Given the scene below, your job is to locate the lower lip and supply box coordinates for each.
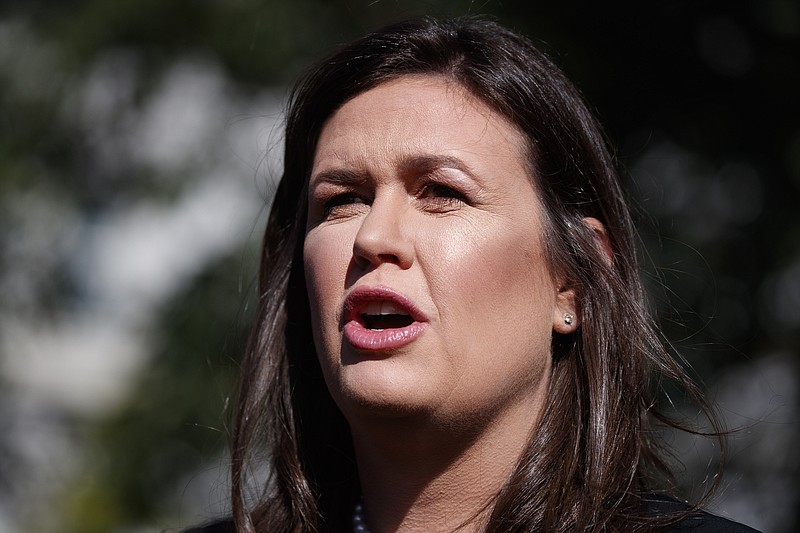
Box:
[343,320,428,351]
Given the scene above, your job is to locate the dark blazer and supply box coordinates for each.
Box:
[183,497,762,532]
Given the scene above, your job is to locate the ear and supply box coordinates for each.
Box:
[582,216,613,267]
[552,283,578,334]
[551,217,613,334]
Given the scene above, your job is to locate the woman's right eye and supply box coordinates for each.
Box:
[322,193,367,218]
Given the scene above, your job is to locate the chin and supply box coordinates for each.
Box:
[333,363,435,419]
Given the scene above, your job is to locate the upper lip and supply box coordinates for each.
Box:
[342,285,428,324]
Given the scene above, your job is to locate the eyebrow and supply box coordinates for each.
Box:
[309,167,369,188]
[309,153,482,188]
[398,154,479,181]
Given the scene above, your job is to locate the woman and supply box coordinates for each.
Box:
[192,16,759,533]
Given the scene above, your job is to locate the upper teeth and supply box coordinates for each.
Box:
[362,301,408,316]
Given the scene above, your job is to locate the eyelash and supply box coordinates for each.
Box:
[322,193,366,218]
[418,182,469,211]
[420,183,467,201]
[317,181,469,220]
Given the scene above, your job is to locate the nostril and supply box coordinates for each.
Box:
[352,254,401,273]
[377,252,401,264]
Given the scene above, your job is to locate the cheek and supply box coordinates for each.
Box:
[304,235,337,328]
[303,227,357,337]
[426,220,555,342]
[433,218,550,289]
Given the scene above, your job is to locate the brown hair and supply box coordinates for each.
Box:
[231,16,721,532]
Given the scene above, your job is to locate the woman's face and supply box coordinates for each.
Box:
[304,76,575,431]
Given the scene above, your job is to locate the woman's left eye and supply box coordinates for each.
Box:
[419,183,468,210]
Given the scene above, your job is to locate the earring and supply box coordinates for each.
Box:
[564,313,574,325]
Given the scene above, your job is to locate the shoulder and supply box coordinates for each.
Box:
[645,495,761,533]
[667,512,761,532]
[179,518,235,533]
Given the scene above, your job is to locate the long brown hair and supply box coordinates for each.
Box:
[231,16,721,532]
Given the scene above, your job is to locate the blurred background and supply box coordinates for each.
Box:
[0,0,797,531]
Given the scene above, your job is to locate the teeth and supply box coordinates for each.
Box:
[361,301,409,316]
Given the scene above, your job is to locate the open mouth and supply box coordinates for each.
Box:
[360,301,415,330]
[342,286,428,351]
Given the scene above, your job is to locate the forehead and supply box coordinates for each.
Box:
[312,75,531,175]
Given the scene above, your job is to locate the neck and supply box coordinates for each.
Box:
[350,403,538,533]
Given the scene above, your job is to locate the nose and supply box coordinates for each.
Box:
[352,193,414,271]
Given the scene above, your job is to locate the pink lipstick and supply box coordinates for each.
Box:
[342,286,428,351]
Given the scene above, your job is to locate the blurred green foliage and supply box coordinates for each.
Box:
[63,255,248,532]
